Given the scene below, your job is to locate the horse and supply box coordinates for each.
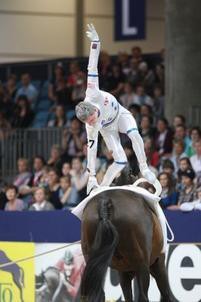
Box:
[0,250,24,302]
[36,266,72,302]
[80,169,173,302]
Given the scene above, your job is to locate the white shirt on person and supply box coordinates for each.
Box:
[190,154,201,174]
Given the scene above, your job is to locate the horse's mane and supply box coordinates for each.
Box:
[114,165,137,186]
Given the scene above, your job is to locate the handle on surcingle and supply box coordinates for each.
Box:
[133,177,162,197]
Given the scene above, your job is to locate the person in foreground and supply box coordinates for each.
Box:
[75,24,156,194]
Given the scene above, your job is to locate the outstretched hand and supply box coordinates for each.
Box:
[86,23,99,42]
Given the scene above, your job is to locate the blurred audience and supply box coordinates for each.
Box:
[1,47,201,214]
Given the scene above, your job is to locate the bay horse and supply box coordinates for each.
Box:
[80,170,173,302]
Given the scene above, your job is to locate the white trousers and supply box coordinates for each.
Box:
[100,106,147,186]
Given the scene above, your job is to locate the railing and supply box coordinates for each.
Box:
[0,128,63,180]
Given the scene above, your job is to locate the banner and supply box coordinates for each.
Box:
[114,0,146,41]
[0,242,35,302]
[35,243,84,302]
[34,243,201,302]
[0,242,201,301]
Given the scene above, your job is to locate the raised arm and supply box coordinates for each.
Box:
[86,24,101,93]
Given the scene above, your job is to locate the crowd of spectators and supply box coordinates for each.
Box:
[0,46,201,213]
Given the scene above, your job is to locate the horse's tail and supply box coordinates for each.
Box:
[81,197,119,302]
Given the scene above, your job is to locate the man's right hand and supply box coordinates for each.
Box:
[87,175,99,195]
[86,23,99,42]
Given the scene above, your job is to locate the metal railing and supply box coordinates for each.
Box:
[0,128,63,180]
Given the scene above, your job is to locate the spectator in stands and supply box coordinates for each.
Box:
[177,157,192,178]
[48,105,68,128]
[48,62,68,104]
[172,114,186,130]
[170,140,187,172]
[174,125,191,153]
[161,159,175,175]
[107,64,125,98]
[1,75,16,118]
[158,172,178,209]
[140,115,155,141]
[47,144,63,174]
[70,157,88,201]
[16,73,38,108]
[152,85,164,122]
[4,74,17,102]
[177,168,197,207]
[54,78,73,110]
[12,95,34,128]
[116,51,130,75]
[190,140,201,185]
[29,187,54,211]
[61,162,71,177]
[137,62,155,94]
[38,166,50,188]
[59,176,79,209]
[133,84,153,107]
[13,158,32,189]
[62,117,86,161]
[18,155,46,197]
[71,72,86,105]
[4,185,24,211]
[160,159,176,186]
[130,46,143,64]
[119,82,135,109]
[144,138,159,168]
[186,126,201,157]
[0,112,11,140]
[140,104,153,118]
[127,58,139,87]
[154,64,165,90]
[177,157,193,189]
[13,157,32,207]
[128,104,141,125]
[154,118,173,158]
[47,168,62,209]
[30,156,46,187]
[67,60,85,89]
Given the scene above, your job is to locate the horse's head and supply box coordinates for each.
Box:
[43,267,60,291]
